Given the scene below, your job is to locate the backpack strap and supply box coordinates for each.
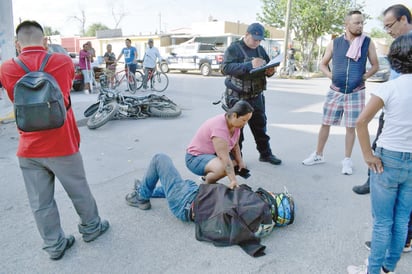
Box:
[38,53,51,72]
[66,95,71,111]
[13,57,31,73]
[14,53,51,73]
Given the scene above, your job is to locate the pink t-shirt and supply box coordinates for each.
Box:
[187,114,240,156]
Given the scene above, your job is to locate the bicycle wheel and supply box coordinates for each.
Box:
[151,72,169,92]
[127,73,138,94]
[279,67,289,77]
[134,71,144,91]
[301,67,310,79]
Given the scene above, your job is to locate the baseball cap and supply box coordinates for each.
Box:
[247,23,265,40]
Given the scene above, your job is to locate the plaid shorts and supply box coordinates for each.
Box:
[322,88,365,128]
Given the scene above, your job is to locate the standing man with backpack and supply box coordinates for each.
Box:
[0,20,109,260]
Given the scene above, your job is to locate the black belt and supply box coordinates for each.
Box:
[190,201,195,221]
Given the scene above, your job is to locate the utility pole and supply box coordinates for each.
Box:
[282,0,292,67]
[159,12,162,34]
[0,0,15,119]
[0,0,15,61]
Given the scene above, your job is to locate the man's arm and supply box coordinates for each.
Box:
[319,40,333,79]
[133,48,138,63]
[116,49,123,62]
[221,44,253,76]
[363,41,379,80]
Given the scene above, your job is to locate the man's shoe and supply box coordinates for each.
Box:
[342,157,353,175]
[50,235,75,260]
[352,179,370,195]
[259,154,282,165]
[404,241,412,253]
[302,152,325,165]
[83,220,110,243]
[126,179,151,210]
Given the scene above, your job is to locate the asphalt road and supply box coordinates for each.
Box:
[0,73,411,274]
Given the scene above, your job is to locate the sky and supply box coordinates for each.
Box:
[10,0,412,37]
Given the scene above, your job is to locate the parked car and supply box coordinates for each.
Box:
[160,43,224,76]
[367,55,391,82]
[47,44,84,91]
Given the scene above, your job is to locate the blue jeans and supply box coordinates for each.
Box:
[126,63,137,75]
[138,153,199,222]
[368,147,412,274]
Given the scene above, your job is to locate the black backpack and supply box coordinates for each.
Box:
[13,54,71,132]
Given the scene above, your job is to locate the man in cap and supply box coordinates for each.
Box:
[142,38,162,89]
[221,22,282,166]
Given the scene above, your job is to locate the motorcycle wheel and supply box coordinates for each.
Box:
[87,102,118,129]
[148,103,181,118]
[84,102,100,117]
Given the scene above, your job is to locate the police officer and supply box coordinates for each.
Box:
[221,22,281,165]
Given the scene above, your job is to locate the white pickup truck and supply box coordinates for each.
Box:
[160,43,224,76]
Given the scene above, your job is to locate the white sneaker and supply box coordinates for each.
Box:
[342,158,353,175]
[302,152,325,165]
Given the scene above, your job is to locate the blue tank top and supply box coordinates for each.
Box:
[331,35,370,93]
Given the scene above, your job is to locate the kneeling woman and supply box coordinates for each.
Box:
[185,100,253,189]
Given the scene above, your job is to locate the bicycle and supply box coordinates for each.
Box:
[279,60,310,79]
[139,62,169,92]
[106,63,143,93]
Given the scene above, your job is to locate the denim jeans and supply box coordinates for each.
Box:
[126,63,137,75]
[368,147,412,274]
[138,153,199,222]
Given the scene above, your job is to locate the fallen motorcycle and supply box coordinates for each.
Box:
[84,75,181,129]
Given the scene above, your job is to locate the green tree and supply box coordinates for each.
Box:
[43,26,60,36]
[85,23,110,37]
[257,0,365,70]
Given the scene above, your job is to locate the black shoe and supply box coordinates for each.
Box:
[83,220,110,242]
[352,179,370,195]
[50,235,75,260]
[259,155,282,165]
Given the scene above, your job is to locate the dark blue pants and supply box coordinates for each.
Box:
[239,93,272,157]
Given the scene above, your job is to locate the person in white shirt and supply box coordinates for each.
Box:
[142,38,162,89]
[347,33,412,274]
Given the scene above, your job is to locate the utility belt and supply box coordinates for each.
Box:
[225,76,265,101]
[226,88,260,101]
